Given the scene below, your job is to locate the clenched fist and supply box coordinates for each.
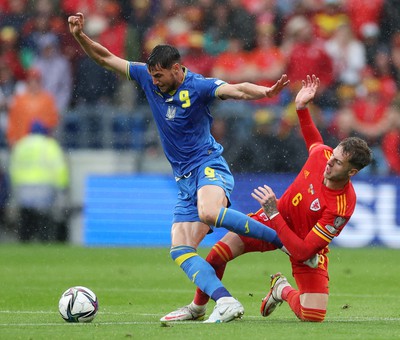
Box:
[68,12,85,36]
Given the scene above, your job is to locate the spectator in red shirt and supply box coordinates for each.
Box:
[98,1,128,59]
[344,0,384,39]
[60,0,97,16]
[350,76,392,143]
[0,26,25,81]
[335,75,392,175]
[245,21,287,106]
[211,36,251,83]
[370,46,398,105]
[283,15,335,108]
[382,96,400,175]
[180,33,215,77]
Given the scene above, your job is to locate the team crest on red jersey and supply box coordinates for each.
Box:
[258,211,269,221]
[310,198,321,211]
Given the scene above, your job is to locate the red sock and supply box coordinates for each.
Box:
[193,241,233,306]
[283,287,301,318]
[300,306,326,322]
[283,287,326,322]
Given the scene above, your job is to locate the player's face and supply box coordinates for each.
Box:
[324,146,355,184]
[148,63,180,93]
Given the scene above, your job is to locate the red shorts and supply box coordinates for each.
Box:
[239,209,330,295]
[292,252,329,294]
[294,271,329,294]
[239,210,278,253]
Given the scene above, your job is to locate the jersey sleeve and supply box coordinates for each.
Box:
[270,214,329,261]
[297,107,323,152]
[195,76,226,105]
[126,62,147,86]
[270,205,352,262]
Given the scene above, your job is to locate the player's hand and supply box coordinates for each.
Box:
[303,253,320,268]
[251,185,279,218]
[295,74,320,109]
[68,12,85,36]
[266,74,290,98]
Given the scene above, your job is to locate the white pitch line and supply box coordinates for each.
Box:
[1,315,400,327]
[0,321,163,326]
[0,311,132,315]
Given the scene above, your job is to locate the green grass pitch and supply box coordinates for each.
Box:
[0,244,399,340]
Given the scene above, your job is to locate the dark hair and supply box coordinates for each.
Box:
[339,137,372,170]
[146,45,181,70]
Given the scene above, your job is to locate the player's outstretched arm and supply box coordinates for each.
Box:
[68,12,128,76]
[294,75,323,149]
[217,74,289,100]
[252,185,328,262]
[295,74,320,109]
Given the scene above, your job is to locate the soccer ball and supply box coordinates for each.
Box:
[58,286,98,323]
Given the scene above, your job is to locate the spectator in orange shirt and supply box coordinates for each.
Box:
[6,67,58,147]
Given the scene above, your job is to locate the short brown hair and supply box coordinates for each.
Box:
[339,137,372,170]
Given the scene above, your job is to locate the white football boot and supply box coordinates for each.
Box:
[203,297,244,323]
[260,273,291,317]
[160,304,206,322]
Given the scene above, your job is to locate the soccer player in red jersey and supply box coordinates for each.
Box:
[161,75,372,323]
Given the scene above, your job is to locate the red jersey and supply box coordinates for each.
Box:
[271,108,356,263]
[276,144,356,253]
[248,108,357,266]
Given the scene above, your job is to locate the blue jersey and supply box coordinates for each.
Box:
[127,62,225,177]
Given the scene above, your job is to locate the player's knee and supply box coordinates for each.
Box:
[197,195,225,225]
[198,208,218,226]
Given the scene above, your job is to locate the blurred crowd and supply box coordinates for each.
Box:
[0,0,400,176]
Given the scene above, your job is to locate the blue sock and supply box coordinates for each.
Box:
[170,246,231,301]
[211,287,231,302]
[215,208,283,248]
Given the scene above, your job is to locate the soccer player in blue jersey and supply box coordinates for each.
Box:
[69,12,290,323]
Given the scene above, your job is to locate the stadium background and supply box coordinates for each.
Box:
[0,0,399,247]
